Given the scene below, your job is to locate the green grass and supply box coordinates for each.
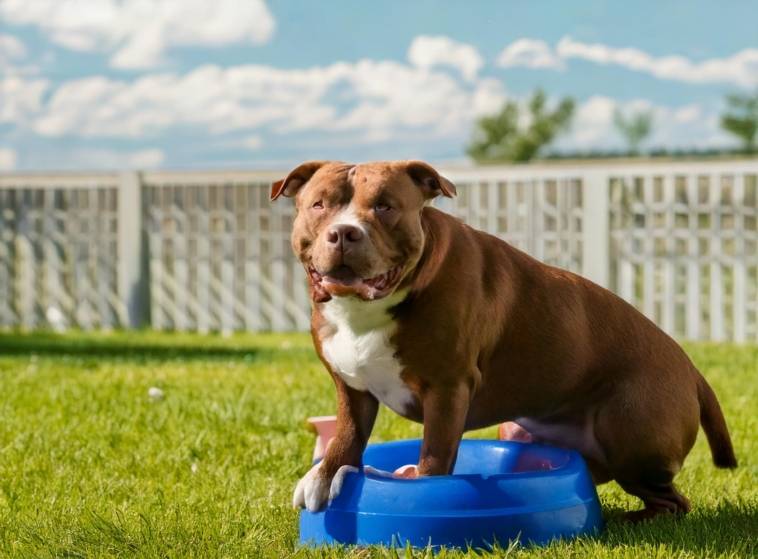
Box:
[0,331,755,558]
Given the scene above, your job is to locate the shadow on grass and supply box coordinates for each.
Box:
[599,502,757,556]
[0,331,311,362]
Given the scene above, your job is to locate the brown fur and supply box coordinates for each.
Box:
[275,160,737,521]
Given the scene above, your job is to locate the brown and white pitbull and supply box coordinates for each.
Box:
[272,160,737,521]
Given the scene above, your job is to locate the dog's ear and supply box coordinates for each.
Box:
[270,161,328,201]
[404,160,457,199]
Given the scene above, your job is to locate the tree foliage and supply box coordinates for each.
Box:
[466,90,575,163]
[720,91,758,153]
[613,108,654,155]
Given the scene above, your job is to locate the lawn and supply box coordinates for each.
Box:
[0,331,755,558]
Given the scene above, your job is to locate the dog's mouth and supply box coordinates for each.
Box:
[308,264,404,302]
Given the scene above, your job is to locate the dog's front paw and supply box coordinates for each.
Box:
[292,462,358,512]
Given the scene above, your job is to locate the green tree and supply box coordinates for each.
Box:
[613,108,654,155]
[467,89,575,163]
[720,91,758,153]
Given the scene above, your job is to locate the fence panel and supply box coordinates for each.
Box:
[608,163,758,342]
[141,171,310,332]
[0,174,124,330]
[1,161,757,340]
[441,169,585,274]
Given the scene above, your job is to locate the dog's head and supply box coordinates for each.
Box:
[271,160,456,302]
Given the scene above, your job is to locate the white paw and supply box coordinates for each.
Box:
[328,464,359,501]
[292,462,358,512]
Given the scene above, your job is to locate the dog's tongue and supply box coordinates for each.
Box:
[312,264,400,301]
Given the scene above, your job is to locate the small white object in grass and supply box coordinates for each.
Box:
[148,386,164,401]
[191,462,198,474]
[46,306,66,332]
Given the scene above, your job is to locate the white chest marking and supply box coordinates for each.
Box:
[320,290,414,415]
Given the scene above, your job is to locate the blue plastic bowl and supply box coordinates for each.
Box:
[300,439,603,549]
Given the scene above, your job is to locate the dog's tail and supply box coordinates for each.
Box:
[697,373,737,469]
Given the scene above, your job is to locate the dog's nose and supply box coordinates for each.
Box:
[327,224,364,248]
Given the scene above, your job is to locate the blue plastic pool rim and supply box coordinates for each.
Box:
[356,438,584,481]
[300,438,604,549]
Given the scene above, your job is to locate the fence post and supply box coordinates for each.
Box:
[117,171,145,328]
[582,171,610,288]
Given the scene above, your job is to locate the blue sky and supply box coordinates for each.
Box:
[1,0,757,171]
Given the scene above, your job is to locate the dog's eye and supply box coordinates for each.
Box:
[374,203,391,212]
[311,200,324,210]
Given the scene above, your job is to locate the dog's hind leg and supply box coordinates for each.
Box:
[616,472,691,522]
[592,372,700,522]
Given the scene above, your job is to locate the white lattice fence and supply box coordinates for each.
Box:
[142,171,310,332]
[0,174,127,330]
[442,169,585,274]
[609,164,758,342]
[1,161,756,340]
[138,169,588,332]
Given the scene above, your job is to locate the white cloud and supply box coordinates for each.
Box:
[0,33,39,76]
[553,96,731,151]
[243,135,263,150]
[496,36,758,87]
[470,78,508,116]
[30,65,335,137]
[38,147,165,170]
[496,38,564,70]
[558,96,619,149]
[6,52,733,157]
[326,60,504,137]
[0,33,26,59]
[557,37,758,87]
[673,104,701,124]
[0,148,18,170]
[26,59,506,144]
[0,76,49,124]
[0,0,275,69]
[408,35,484,81]
[2,28,738,162]
[127,148,164,167]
